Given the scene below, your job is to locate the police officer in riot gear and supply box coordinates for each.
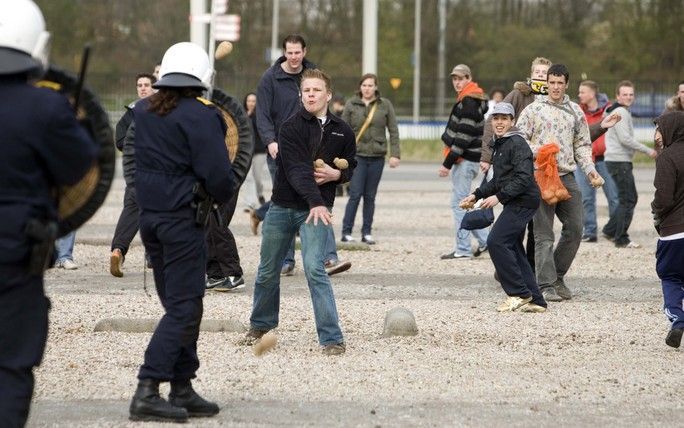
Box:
[0,1,98,426]
[128,42,234,423]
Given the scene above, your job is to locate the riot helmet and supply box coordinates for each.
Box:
[0,0,50,75]
[154,42,212,90]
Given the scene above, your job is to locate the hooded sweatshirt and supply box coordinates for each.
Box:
[651,111,684,237]
[516,94,595,176]
[473,126,540,209]
[604,102,653,162]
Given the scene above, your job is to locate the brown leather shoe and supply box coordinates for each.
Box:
[110,248,124,278]
[249,209,260,235]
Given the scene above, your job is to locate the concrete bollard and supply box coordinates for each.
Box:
[382,307,418,337]
[93,318,246,333]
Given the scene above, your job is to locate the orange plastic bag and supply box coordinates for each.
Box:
[535,143,571,205]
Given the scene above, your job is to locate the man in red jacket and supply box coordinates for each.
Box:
[575,80,619,242]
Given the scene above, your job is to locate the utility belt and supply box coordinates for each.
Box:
[24,219,58,276]
[191,183,221,228]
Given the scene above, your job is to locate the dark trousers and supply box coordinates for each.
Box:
[138,212,206,381]
[342,156,385,236]
[0,273,49,427]
[111,186,139,255]
[604,162,638,246]
[656,237,684,330]
[206,193,243,278]
[525,220,536,274]
[488,205,546,307]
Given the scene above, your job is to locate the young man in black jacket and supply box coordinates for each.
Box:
[461,103,546,313]
[244,69,356,355]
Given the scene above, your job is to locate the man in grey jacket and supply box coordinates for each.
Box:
[603,80,657,248]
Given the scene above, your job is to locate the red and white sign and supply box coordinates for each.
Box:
[213,14,241,41]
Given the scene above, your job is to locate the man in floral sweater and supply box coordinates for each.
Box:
[516,64,603,303]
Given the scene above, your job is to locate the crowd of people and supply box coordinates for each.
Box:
[2,0,683,425]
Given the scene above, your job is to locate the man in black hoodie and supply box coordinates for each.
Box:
[244,69,356,355]
[652,111,684,348]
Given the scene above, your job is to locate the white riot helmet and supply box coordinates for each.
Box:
[0,0,51,75]
[153,42,213,90]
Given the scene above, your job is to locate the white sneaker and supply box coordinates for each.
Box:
[496,296,532,312]
[57,259,78,270]
[341,234,355,242]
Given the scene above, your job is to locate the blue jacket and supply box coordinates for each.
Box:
[133,97,234,214]
[272,107,356,210]
[256,56,316,146]
[0,76,97,266]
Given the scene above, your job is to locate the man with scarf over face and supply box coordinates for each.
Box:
[651,111,684,348]
[438,64,489,260]
[479,57,552,272]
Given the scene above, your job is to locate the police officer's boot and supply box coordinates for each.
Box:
[169,379,220,417]
[129,378,188,422]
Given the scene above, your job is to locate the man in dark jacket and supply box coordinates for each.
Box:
[462,103,546,313]
[243,69,356,355]
[652,111,684,348]
[110,73,156,277]
[253,34,346,276]
[439,64,489,260]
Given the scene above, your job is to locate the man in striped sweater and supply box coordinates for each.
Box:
[438,64,489,260]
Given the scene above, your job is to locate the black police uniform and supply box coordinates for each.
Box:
[133,96,233,382]
[0,74,97,426]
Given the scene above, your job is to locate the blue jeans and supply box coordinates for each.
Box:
[255,202,338,266]
[250,204,343,345]
[574,160,619,238]
[259,157,339,267]
[604,162,638,246]
[450,160,488,255]
[656,236,684,330]
[55,231,75,262]
[342,156,385,236]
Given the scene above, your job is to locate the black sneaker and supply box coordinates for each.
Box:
[213,276,245,292]
[206,276,225,289]
[553,277,573,300]
[665,327,683,348]
[473,245,488,257]
[581,235,597,243]
[541,285,563,302]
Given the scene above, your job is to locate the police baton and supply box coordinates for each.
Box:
[72,44,91,114]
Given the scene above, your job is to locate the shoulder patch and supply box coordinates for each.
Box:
[35,80,62,91]
[196,96,214,107]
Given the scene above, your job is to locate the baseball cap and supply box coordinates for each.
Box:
[490,102,515,117]
[450,64,471,77]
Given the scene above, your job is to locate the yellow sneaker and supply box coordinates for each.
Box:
[518,303,547,313]
[496,296,532,312]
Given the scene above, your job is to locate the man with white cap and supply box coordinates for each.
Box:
[461,102,546,313]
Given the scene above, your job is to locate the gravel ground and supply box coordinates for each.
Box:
[28,163,681,427]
